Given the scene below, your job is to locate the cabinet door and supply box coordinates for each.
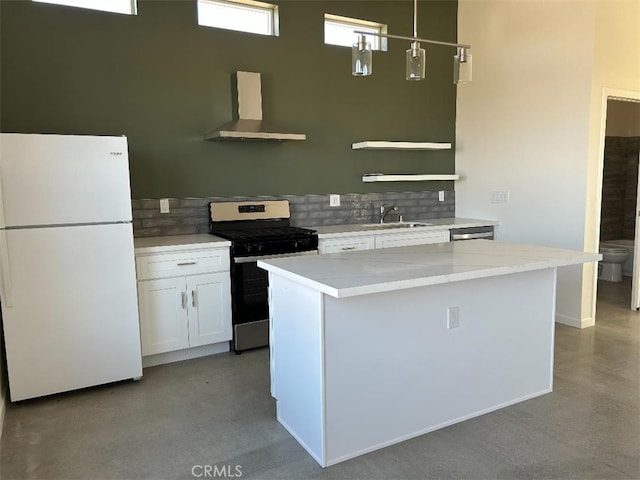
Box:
[186,272,232,348]
[375,230,450,249]
[319,236,375,254]
[138,278,190,356]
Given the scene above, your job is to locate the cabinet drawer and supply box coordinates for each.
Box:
[319,236,375,254]
[136,248,230,280]
[375,230,450,249]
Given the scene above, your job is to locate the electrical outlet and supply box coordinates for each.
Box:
[491,191,510,204]
[159,198,170,214]
[329,194,341,207]
[438,191,445,202]
[447,306,460,329]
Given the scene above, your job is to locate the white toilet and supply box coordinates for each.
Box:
[598,246,630,282]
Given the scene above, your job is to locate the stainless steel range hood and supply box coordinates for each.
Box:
[204,72,306,142]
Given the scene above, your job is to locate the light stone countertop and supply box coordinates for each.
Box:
[134,234,230,255]
[131,218,497,253]
[258,240,601,298]
[311,217,499,238]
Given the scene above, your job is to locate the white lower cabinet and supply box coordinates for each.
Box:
[318,229,449,254]
[138,277,189,355]
[375,230,449,248]
[186,273,231,348]
[136,247,232,358]
[318,235,375,254]
[138,272,231,356]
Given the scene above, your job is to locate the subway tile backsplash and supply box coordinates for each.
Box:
[131,191,455,237]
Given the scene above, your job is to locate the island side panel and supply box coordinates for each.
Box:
[322,268,557,466]
[268,273,326,467]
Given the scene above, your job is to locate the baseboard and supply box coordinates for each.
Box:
[555,313,594,329]
[142,342,230,368]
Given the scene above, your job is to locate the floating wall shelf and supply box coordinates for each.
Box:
[352,141,452,150]
[362,174,460,183]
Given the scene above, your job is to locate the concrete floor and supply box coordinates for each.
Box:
[1,280,639,480]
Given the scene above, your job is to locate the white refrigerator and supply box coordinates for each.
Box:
[0,133,142,402]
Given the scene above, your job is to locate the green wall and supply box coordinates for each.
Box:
[0,0,458,198]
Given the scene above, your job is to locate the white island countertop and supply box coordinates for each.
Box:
[258,240,601,298]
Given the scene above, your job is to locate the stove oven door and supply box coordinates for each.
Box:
[231,250,317,353]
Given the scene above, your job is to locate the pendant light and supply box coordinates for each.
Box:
[453,46,472,84]
[352,0,472,84]
[405,0,425,80]
[352,34,372,76]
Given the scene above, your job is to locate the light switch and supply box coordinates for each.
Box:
[159,198,170,214]
[491,191,510,204]
[329,194,341,207]
[447,306,460,329]
[438,191,445,202]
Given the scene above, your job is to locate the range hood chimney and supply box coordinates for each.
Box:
[204,72,306,142]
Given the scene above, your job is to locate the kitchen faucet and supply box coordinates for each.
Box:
[380,204,399,224]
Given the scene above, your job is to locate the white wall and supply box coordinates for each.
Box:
[583,0,640,317]
[456,0,640,327]
[455,1,596,327]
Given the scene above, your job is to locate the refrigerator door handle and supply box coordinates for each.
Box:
[0,230,14,307]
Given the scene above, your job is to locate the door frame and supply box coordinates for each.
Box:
[594,88,640,312]
[634,146,640,311]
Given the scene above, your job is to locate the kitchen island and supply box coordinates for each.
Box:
[258,240,600,468]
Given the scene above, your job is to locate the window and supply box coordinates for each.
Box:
[324,13,387,51]
[198,0,279,36]
[33,0,136,15]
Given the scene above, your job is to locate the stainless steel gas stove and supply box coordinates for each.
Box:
[209,200,318,353]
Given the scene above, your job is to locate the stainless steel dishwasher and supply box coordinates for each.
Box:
[449,225,494,241]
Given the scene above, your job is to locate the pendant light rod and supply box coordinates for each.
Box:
[353,30,471,50]
[413,0,418,38]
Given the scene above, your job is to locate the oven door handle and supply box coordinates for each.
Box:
[234,250,319,264]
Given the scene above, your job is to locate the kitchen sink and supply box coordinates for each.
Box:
[360,222,433,229]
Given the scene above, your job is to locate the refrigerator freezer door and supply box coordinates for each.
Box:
[0,134,133,227]
[1,223,142,401]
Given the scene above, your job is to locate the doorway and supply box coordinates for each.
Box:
[598,93,640,311]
